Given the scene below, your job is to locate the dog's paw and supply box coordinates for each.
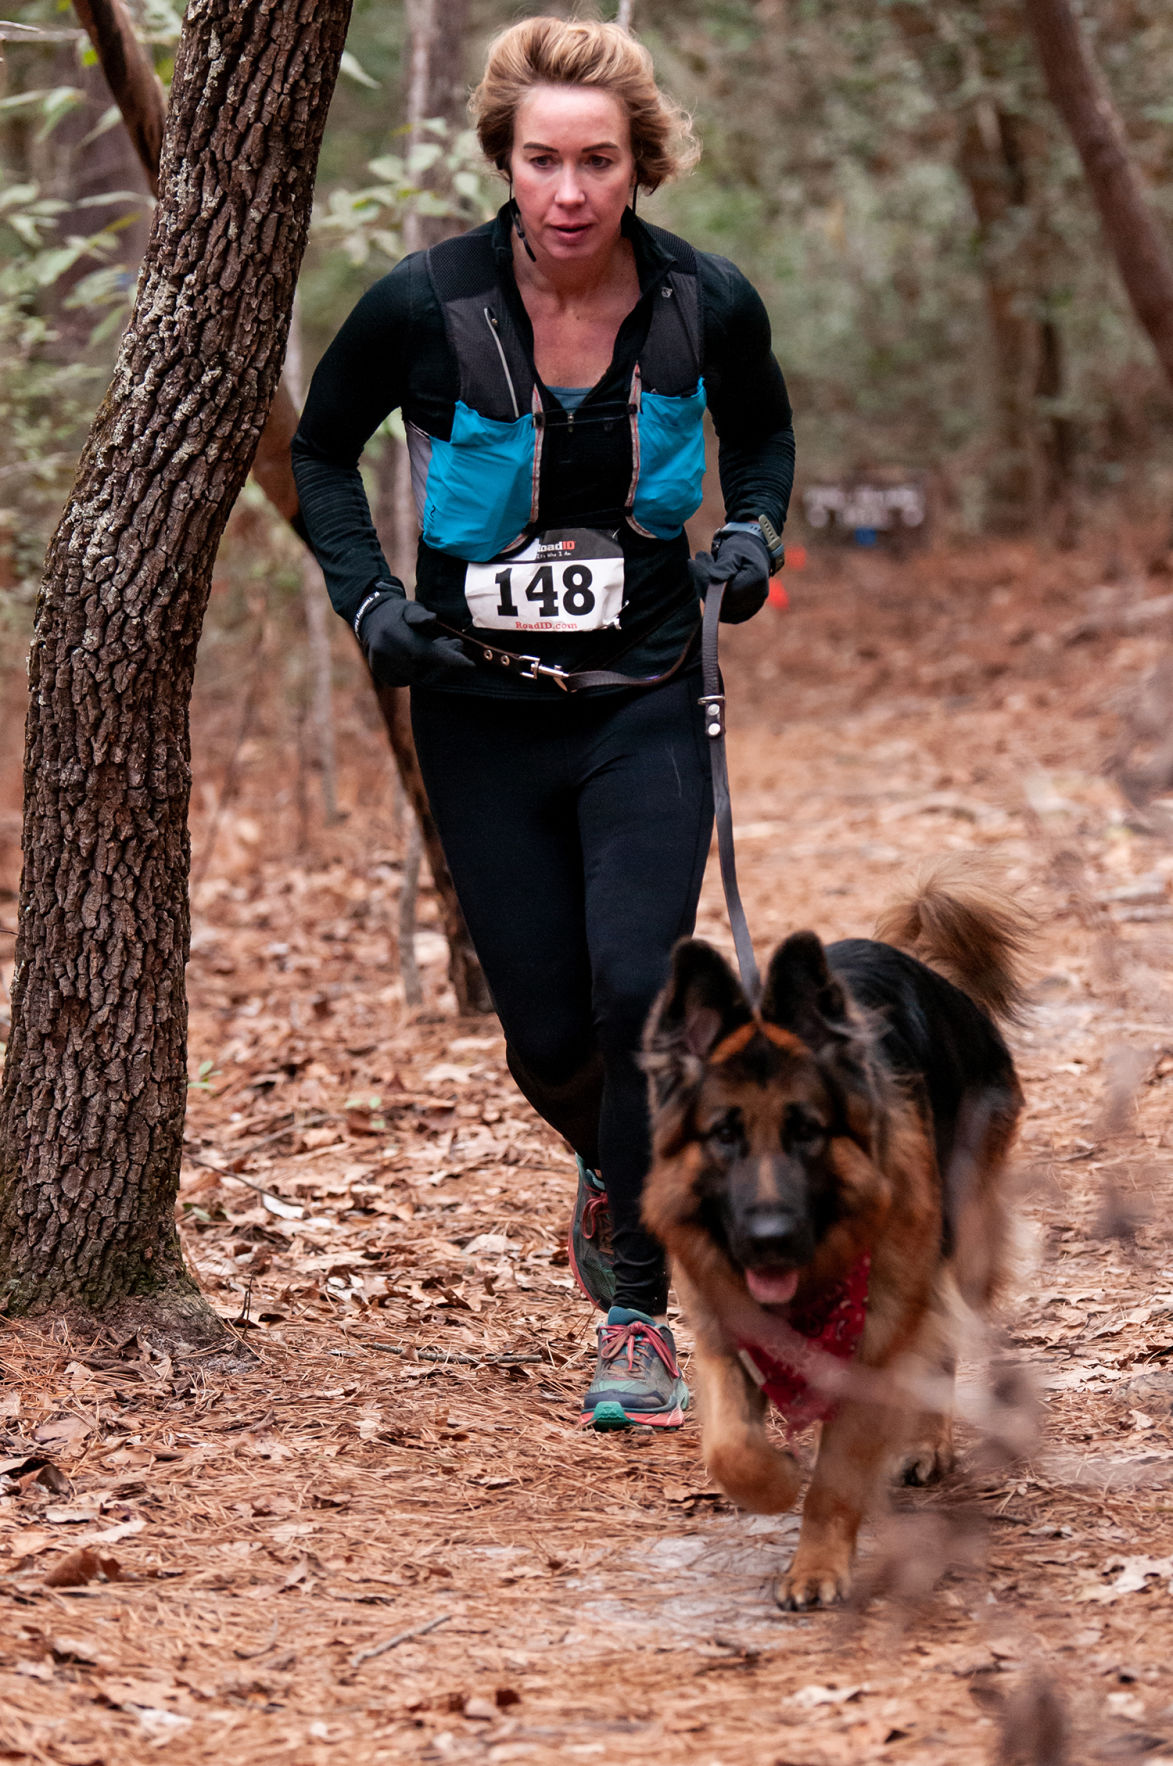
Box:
[707,1442,802,1515]
[898,1439,955,1488]
[774,1558,852,1611]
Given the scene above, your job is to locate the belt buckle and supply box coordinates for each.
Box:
[520,655,570,690]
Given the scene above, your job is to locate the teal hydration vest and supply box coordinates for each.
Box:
[407,225,708,564]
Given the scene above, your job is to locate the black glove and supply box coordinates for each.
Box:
[688,529,773,625]
[356,592,476,688]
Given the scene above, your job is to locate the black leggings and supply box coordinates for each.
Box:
[411,671,714,1314]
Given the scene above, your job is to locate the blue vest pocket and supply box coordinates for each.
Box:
[631,380,708,539]
[422,400,535,561]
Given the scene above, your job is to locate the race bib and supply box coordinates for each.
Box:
[464,529,624,633]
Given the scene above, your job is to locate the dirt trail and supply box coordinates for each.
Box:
[5,543,1173,1763]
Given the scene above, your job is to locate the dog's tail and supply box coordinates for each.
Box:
[874,863,1031,1024]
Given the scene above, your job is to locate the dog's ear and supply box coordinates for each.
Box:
[761,932,854,1053]
[643,939,753,1104]
[764,935,883,1149]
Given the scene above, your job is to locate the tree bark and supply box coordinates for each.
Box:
[0,0,353,1332]
[403,0,469,254]
[381,0,493,1012]
[1022,0,1173,396]
[889,1,1059,533]
[69,0,304,519]
[71,0,165,193]
[284,302,341,826]
[954,101,1043,533]
[372,682,494,1014]
[72,0,490,1011]
[1036,314,1078,545]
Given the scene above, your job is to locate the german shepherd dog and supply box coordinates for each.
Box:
[642,874,1026,1609]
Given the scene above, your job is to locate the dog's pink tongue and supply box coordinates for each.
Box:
[745,1268,799,1307]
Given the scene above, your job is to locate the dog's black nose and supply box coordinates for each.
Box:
[741,1209,806,1263]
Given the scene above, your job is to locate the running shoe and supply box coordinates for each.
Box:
[580,1307,690,1430]
[567,1155,615,1312]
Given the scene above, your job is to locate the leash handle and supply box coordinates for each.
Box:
[701,580,760,1001]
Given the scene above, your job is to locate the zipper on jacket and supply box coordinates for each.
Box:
[483,307,520,420]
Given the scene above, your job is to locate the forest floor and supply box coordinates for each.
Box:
[5,537,1173,1763]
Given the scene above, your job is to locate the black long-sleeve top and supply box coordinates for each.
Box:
[293,205,795,697]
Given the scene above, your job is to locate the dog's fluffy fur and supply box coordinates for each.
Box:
[642,870,1025,1609]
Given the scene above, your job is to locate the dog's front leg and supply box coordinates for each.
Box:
[775,1395,893,1609]
[664,1257,804,1514]
[695,1338,803,1515]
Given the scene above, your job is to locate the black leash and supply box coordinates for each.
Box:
[700,579,760,1001]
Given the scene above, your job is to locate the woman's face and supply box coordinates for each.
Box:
[508,84,636,263]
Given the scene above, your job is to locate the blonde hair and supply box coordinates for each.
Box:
[470,17,699,193]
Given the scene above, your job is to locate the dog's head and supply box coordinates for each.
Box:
[643,934,893,1302]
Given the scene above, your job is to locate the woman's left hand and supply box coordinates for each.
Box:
[689,529,772,624]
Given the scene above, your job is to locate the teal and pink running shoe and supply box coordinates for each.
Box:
[567,1156,616,1313]
[581,1308,690,1431]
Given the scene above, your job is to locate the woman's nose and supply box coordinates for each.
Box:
[555,168,585,205]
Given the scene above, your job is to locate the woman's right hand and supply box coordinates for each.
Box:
[356,593,476,688]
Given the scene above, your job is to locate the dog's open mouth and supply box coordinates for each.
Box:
[744,1267,800,1307]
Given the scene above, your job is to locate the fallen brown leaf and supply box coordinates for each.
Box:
[44,1547,124,1588]
[32,1415,92,1451]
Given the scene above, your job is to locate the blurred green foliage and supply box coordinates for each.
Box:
[312,115,496,268]
[0,177,135,632]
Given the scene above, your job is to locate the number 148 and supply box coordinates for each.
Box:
[495,563,596,620]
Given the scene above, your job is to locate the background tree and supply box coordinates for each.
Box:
[631,0,1173,529]
[9,1,1173,600]
[1023,0,1173,399]
[64,0,490,1010]
[888,0,1072,535]
[373,0,478,1010]
[0,0,353,1338]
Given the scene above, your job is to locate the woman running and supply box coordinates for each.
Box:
[292,17,794,1430]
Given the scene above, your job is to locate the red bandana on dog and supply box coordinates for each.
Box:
[736,1252,871,1431]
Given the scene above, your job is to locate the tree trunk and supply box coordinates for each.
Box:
[955,101,1043,533]
[73,0,489,1012]
[403,0,469,255]
[1036,314,1078,546]
[284,301,341,827]
[1022,0,1173,396]
[71,0,165,192]
[0,0,353,1335]
[69,0,305,521]
[889,2,1061,533]
[380,0,493,1012]
[372,682,494,1014]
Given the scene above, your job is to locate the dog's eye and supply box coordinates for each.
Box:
[707,1115,743,1155]
[784,1107,826,1150]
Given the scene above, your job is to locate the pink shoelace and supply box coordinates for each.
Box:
[598,1319,679,1377]
[581,1191,611,1247]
